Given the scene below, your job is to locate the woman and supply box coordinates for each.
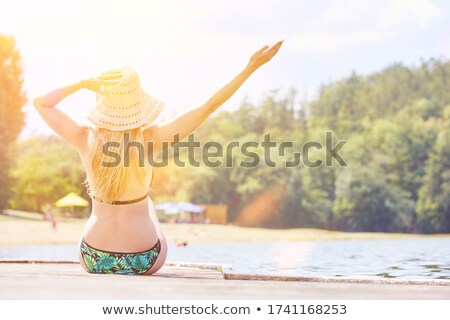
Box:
[33,40,283,275]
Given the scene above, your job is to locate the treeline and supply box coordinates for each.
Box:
[161,59,450,233]
[9,59,450,233]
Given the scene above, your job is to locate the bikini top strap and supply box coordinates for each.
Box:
[92,193,149,205]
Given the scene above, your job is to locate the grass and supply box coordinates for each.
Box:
[1,210,448,246]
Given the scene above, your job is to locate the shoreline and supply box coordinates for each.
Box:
[1,211,449,246]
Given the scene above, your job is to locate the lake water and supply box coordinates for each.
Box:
[1,238,450,279]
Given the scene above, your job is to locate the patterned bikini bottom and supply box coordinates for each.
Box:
[80,238,161,275]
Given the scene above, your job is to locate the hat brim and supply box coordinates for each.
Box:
[87,91,165,131]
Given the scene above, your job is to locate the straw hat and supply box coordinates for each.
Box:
[87,67,164,131]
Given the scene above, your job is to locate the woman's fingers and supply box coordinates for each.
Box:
[265,40,283,58]
[88,77,120,85]
[255,40,284,58]
[267,40,283,54]
[256,45,270,54]
[101,69,123,76]
[93,88,104,95]
[99,74,122,80]
[101,79,120,84]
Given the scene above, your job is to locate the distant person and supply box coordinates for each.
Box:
[175,240,188,247]
[50,215,57,230]
[33,40,283,275]
[44,205,57,230]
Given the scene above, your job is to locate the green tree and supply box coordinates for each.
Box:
[0,34,27,212]
[9,135,85,212]
[416,126,450,232]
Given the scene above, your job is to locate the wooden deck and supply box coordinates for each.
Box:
[1,261,449,299]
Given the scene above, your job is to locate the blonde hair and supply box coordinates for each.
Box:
[83,126,152,203]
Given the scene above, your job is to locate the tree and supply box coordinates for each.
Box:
[9,135,85,212]
[416,127,450,232]
[0,34,26,212]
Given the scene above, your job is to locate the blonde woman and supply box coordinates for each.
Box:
[33,40,283,275]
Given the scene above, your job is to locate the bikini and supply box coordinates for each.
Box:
[80,192,162,275]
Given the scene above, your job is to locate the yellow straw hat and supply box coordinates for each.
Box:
[87,67,164,131]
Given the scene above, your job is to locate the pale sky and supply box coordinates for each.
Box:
[1,0,449,137]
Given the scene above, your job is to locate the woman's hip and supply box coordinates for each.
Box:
[78,235,166,275]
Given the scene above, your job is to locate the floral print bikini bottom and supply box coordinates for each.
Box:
[80,238,161,275]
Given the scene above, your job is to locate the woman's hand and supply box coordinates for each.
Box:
[80,70,123,95]
[247,39,284,72]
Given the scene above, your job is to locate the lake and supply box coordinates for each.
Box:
[1,237,449,279]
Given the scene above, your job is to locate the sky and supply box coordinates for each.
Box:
[1,0,449,137]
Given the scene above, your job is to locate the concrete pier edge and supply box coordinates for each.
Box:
[1,259,449,286]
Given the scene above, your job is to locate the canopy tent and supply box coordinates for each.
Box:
[154,202,180,215]
[154,202,205,214]
[154,202,177,211]
[176,202,205,213]
[55,192,89,216]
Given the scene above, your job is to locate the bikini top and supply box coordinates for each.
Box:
[92,193,149,205]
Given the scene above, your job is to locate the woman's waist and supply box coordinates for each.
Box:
[86,208,154,231]
[82,213,158,252]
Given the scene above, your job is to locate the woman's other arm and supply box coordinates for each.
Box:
[33,72,121,151]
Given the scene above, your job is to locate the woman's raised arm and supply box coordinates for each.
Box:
[146,40,284,152]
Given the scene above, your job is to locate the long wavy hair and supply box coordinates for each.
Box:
[83,126,152,203]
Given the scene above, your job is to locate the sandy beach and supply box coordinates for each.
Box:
[1,210,447,246]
